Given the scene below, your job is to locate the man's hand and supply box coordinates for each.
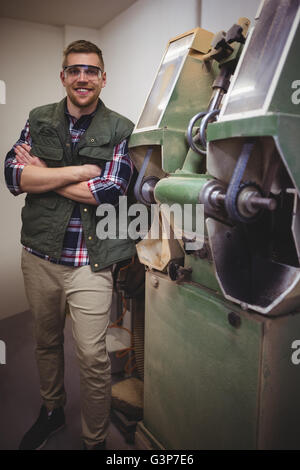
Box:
[15,144,47,167]
[77,164,102,181]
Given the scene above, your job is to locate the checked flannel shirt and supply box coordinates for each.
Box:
[4,107,134,267]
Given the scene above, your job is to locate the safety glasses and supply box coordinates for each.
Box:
[63,64,103,81]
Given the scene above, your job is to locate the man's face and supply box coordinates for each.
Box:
[60,52,106,114]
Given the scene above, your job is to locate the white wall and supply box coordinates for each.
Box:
[97,0,201,123]
[201,0,262,34]
[0,18,64,320]
[64,24,102,48]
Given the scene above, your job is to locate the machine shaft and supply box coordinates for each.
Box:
[215,192,276,211]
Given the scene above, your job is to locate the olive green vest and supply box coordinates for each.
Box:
[21,98,136,271]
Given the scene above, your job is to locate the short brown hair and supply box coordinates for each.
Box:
[62,40,104,70]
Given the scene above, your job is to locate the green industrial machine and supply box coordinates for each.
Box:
[129,0,300,449]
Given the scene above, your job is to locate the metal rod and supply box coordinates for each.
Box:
[249,196,277,211]
[215,192,277,211]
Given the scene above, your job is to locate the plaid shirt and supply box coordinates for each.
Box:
[4,105,134,267]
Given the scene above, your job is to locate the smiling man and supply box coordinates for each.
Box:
[62,51,107,115]
[4,40,136,450]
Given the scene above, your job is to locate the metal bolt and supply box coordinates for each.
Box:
[228,312,241,328]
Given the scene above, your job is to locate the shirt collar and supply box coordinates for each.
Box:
[64,99,99,122]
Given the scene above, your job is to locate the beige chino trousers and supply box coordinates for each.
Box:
[21,248,113,447]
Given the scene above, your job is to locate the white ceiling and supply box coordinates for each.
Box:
[0,0,138,29]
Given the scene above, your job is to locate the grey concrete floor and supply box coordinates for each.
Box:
[0,310,139,450]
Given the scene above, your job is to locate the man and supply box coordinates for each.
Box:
[4,40,136,450]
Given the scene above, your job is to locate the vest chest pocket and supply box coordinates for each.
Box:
[78,144,113,164]
[31,143,64,167]
[31,129,64,166]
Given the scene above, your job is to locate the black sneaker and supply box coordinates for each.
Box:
[19,405,65,450]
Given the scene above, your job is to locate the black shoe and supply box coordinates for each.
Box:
[19,405,65,450]
[82,440,106,450]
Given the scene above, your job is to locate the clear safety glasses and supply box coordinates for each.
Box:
[63,64,103,81]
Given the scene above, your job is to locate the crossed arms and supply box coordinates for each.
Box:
[15,143,101,205]
[5,125,134,206]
